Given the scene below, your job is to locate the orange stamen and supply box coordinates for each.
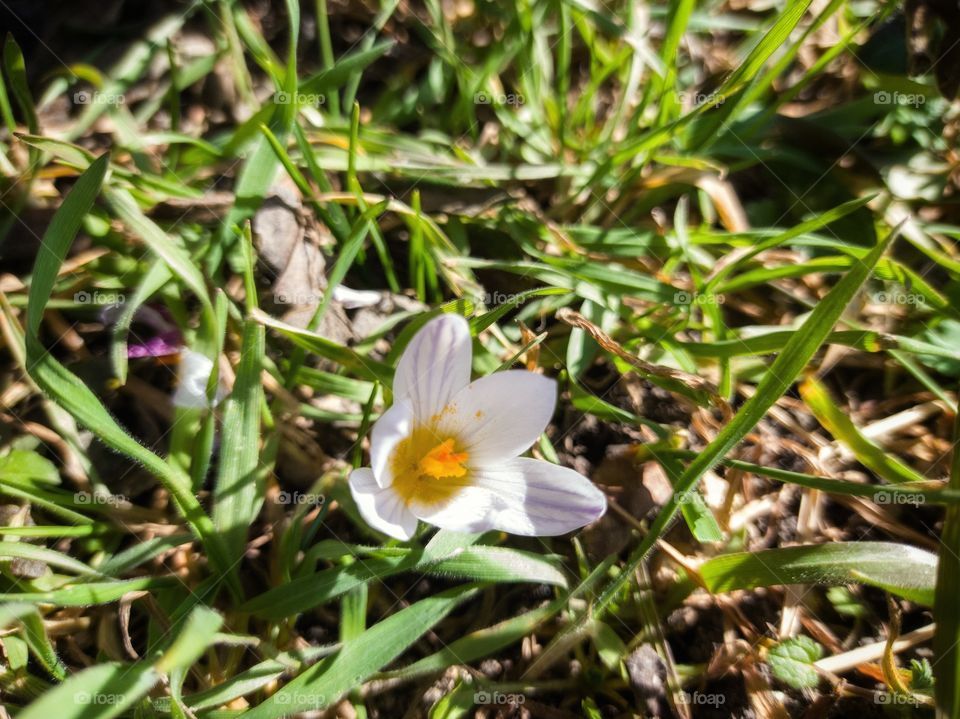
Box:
[418,439,469,479]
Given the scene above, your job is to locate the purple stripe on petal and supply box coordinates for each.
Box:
[412,458,607,536]
[393,314,472,420]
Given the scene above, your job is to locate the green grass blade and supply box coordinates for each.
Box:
[800,376,929,484]
[698,542,937,606]
[656,448,960,505]
[0,604,67,680]
[110,259,172,384]
[25,154,110,336]
[15,605,222,719]
[104,187,214,327]
[17,662,159,719]
[934,410,960,717]
[213,319,267,577]
[240,584,478,718]
[2,34,38,134]
[387,601,564,681]
[23,155,235,593]
[251,308,393,384]
[242,536,561,619]
[0,577,176,606]
[0,541,101,576]
[551,224,900,652]
[298,40,395,96]
[155,606,224,673]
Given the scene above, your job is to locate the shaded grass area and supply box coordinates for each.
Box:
[0,0,959,716]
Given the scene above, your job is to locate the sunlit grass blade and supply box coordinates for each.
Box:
[0,604,66,680]
[655,448,960,505]
[2,34,38,135]
[383,599,563,681]
[242,584,478,718]
[15,606,222,719]
[704,195,873,291]
[0,541,102,576]
[181,645,340,711]
[684,0,815,149]
[104,186,215,330]
[242,535,563,619]
[0,577,176,606]
[251,307,393,384]
[800,376,929,484]
[23,155,235,593]
[212,319,267,579]
[543,223,901,659]
[697,542,937,606]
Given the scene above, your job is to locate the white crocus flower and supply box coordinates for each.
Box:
[349,313,607,540]
[331,284,382,309]
[172,349,228,409]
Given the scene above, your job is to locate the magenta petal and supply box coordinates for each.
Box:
[127,330,183,359]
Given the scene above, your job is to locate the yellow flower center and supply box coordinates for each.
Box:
[418,438,469,479]
[390,427,470,506]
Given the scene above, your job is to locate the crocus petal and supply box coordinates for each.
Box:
[127,330,183,359]
[172,349,227,409]
[370,401,415,488]
[411,457,606,536]
[348,467,418,540]
[393,313,472,422]
[436,371,557,464]
[332,285,382,309]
